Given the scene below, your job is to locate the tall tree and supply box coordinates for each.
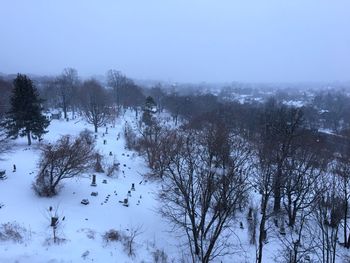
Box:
[333,139,350,248]
[145,84,166,113]
[2,74,49,145]
[56,68,79,119]
[159,126,251,263]
[259,98,304,212]
[142,96,157,126]
[80,79,109,133]
[106,69,127,109]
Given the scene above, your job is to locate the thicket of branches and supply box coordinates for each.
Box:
[33,130,96,197]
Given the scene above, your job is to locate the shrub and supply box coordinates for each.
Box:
[152,249,169,263]
[0,222,28,243]
[106,160,119,177]
[102,229,121,243]
[33,129,96,197]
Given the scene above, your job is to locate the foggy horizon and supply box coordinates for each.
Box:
[1,0,349,83]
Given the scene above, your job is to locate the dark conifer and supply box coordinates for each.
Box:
[3,74,49,145]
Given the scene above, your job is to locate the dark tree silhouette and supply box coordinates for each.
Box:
[80,79,110,133]
[56,68,79,119]
[2,74,49,145]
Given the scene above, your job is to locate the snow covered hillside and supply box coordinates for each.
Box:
[0,112,182,263]
[1,110,333,263]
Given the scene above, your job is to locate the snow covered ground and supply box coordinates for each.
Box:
[0,111,284,263]
[0,112,183,263]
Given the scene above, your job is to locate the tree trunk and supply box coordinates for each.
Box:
[273,167,282,212]
[49,186,56,196]
[273,188,281,212]
[344,197,348,248]
[63,95,67,119]
[94,124,98,133]
[257,196,268,263]
[332,228,338,263]
[27,130,31,145]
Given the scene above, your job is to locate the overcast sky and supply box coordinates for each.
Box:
[0,0,349,83]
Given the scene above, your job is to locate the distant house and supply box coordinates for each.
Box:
[50,110,62,120]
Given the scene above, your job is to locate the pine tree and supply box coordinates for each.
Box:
[3,74,50,145]
[142,96,156,126]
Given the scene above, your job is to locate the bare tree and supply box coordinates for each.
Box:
[56,68,79,119]
[254,151,275,263]
[136,114,170,177]
[305,171,343,263]
[273,134,328,263]
[145,84,166,113]
[122,225,144,258]
[282,137,325,227]
[46,205,65,244]
[106,69,127,110]
[107,72,145,113]
[277,208,318,263]
[333,144,350,248]
[40,78,60,110]
[119,79,145,109]
[159,127,251,263]
[80,79,110,133]
[259,99,304,213]
[33,130,96,196]
[247,206,258,246]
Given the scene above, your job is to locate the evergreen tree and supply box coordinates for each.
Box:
[2,74,50,145]
[142,96,156,126]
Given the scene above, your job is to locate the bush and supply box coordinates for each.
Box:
[102,226,142,258]
[94,153,104,173]
[102,229,121,243]
[33,129,96,197]
[85,229,96,240]
[33,174,63,197]
[0,222,28,243]
[124,123,139,151]
[152,249,169,263]
[106,160,119,177]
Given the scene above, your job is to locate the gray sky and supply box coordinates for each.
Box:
[1,0,349,83]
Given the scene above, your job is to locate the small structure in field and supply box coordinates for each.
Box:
[50,110,62,120]
[123,198,129,207]
[91,174,97,186]
[0,170,7,180]
[81,199,89,205]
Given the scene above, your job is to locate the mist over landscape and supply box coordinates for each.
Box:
[1,0,349,83]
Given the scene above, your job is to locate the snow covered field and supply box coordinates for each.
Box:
[0,112,287,263]
[0,112,184,263]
